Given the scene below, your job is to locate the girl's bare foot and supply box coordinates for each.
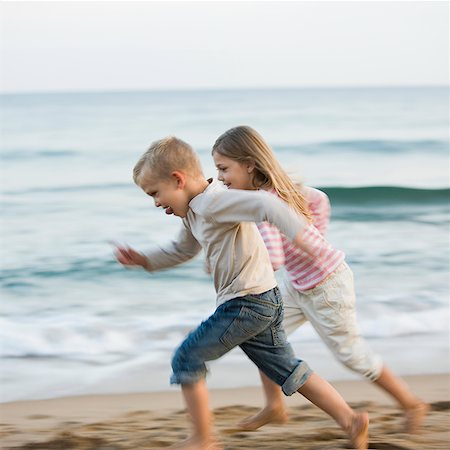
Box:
[347,412,369,449]
[158,435,222,450]
[237,406,288,431]
[404,402,429,434]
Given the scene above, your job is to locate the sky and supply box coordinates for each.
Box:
[0,1,448,93]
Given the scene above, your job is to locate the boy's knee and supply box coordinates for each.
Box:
[171,344,189,372]
[170,343,208,385]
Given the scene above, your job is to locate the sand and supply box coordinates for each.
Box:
[1,374,449,449]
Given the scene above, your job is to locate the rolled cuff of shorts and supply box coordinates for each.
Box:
[281,361,313,396]
[170,368,207,385]
[364,355,384,383]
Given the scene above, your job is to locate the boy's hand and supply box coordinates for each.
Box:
[114,245,148,269]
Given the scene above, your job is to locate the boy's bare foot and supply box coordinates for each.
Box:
[237,406,289,431]
[404,402,429,434]
[157,435,222,450]
[347,412,369,449]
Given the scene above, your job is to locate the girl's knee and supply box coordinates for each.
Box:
[335,348,382,381]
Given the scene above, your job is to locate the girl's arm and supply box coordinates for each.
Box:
[257,222,285,271]
[302,186,331,236]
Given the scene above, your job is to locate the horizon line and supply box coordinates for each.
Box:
[1,84,448,96]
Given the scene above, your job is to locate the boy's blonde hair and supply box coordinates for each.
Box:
[134,136,203,185]
[212,126,312,222]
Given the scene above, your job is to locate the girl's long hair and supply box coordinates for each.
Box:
[212,126,312,222]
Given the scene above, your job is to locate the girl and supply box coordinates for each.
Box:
[212,125,428,434]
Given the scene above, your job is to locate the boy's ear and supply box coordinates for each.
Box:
[171,171,186,189]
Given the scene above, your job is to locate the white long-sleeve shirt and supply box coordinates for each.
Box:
[257,187,344,291]
[144,179,308,306]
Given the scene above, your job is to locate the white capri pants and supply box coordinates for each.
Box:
[281,262,383,382]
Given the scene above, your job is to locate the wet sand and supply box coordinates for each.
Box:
[1,373,449,449]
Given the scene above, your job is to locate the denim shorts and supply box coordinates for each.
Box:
[170,287,312,396]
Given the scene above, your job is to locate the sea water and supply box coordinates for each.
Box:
[1,87,449,402]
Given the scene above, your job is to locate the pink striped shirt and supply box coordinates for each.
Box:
[257,186,344,291]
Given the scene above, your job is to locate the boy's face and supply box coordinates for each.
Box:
[139,170,190,218]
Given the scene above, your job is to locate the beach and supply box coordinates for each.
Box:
[1,87,448,448]
[1,0,449,445]
[1,373,449,449]
[1,88,449,404]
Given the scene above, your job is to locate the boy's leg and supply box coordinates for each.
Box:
[297,372,368,449]
[243,348,368,448]
[159,380,221,450]
[169,299,275,448]
[238,276,307,430]
[238,289,368,449]
[163,380,221,450]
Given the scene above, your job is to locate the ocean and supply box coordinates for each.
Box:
[1,87,449,402]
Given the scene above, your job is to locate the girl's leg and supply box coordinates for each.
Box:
[374,366,429,433]
[302,264,428,432]
[238,370,288,430]
[298,372,368,449]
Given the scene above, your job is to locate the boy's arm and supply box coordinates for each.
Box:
[115,223,202,272]
[144,223,202,271]
[207,189,316,256]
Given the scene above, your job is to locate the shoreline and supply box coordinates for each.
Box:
[1,373,449,449]
[3,330,448,405]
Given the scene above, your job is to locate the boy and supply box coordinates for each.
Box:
[115,136,368,450]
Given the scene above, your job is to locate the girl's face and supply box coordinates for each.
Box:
[213,152,256,190]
